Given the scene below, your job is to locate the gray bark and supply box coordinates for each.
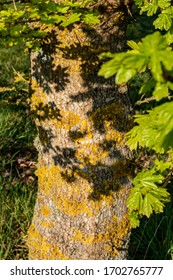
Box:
[27,0,133,259]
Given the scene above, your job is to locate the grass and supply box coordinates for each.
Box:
[129,200,173,260]
[0,41,37,259]
[0,178,37,259]
[0,44,29,88]
[0,100,37,259]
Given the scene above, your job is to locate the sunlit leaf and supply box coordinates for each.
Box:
[153,83,169,100]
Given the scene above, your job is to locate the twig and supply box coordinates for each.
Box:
[135,96,156,105]
[12,66,29,84]
[12,0,17,10]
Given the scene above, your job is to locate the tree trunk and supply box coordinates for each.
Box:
[27,0,133,260]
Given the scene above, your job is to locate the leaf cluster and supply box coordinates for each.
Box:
[99,32,173,101]
[99,3,173,227]
[0,0,99,49]
[134,0,173,44]
[127,160,171,227]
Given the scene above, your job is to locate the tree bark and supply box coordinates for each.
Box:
[27,0,133,260]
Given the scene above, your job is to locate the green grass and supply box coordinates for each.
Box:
[0,101,37,260]
[0,177,37,259]
[0,41,37,259]
[129,200,173,260]
[0,44,29,88]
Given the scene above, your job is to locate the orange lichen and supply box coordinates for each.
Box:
[27,224,69,260]
[76,143,109,164]
[41,220,54,228]
[103,215,130,256]
[54,27,84,74]
[52,110,82,130]
[72,119,93,142]
[30,79,47,111]
[104,124,125,145]
[41,206,51,217]
[71,214,130,257]
[55,194,114,216]
[35,167,52,196]
[36,163,118,216]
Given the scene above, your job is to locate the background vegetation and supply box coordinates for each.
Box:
[0,1,173,259]
[0,43,37,259]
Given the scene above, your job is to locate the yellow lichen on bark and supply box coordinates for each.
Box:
[30,79,47,110]
[27,1,132,259]
[27,224,70,260]
[35,164,115,216]
[65,214,130,259]
[28,97,131,258]
[41,206,51,217]
[71,214,129,247]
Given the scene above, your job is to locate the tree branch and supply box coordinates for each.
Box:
[135,96,156,105]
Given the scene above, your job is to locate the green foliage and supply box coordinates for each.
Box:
[134,0,173,43]
[99,32,173,100]
[99,2,173,228]
[0,0,99,50]
[126,102,173,153]
[127,165,171,227]
[0,0,172,237]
